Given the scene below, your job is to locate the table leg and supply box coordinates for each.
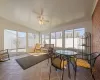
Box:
[67,58,71,78]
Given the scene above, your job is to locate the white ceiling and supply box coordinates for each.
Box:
[0,0,95,31]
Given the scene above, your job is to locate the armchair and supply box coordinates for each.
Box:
[0,49,10,62]
[34,43,42,53]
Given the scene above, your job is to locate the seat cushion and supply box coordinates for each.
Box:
[76,59,90,68]
[52,58,67,69]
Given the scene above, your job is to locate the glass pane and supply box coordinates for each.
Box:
[42,39,45,45]
[51,39,55,46]
[65,30,73,48]
[28,33,35,48]
[56,32,62,47]
[18,32,26,52]
[41,34,45,45]
[74,28,85,49]
[42,34,45,39]
[34,34,39,44]
[4,29,17,52]
[51,33,56,39]
[45,39,49,44]
[45,34,49,44]
[45,34,49,39]
[51,33,56,46]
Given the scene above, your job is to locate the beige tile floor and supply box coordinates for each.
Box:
[0,54,94,80]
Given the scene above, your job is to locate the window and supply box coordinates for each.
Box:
[34,34,39,44]
[41,34,45,45]
[65,30,73,48]
[28,33,35,48]
[51,32,56,46]
[4,29,17,52]
[74,28,85,49]
[45,34,50,44]
[65,28,85,49]
[56,31,62,47]
[4,29,39,53]
[18,32,26,52]
[40,28,85,49]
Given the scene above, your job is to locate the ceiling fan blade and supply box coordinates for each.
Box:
[41,8,43,15]
[44,20,49,22]
[32,10,40,15]
[37,16,41,19]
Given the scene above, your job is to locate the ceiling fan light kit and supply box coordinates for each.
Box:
[39,20,44,25]
[33,8,49,25]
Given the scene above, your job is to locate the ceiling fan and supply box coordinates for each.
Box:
[32,9,49,25]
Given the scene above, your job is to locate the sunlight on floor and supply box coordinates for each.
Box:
[29,52,47,56]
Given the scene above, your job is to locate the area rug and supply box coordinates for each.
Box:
[16,54,49,70]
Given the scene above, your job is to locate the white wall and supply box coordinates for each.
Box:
[0,17,39,50]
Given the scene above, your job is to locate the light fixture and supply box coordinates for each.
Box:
[32,9,49,25]
[39,20,44,25]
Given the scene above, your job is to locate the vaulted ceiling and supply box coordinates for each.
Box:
[0,0,95,31]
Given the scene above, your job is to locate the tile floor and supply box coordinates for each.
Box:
[0,54,94,80]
